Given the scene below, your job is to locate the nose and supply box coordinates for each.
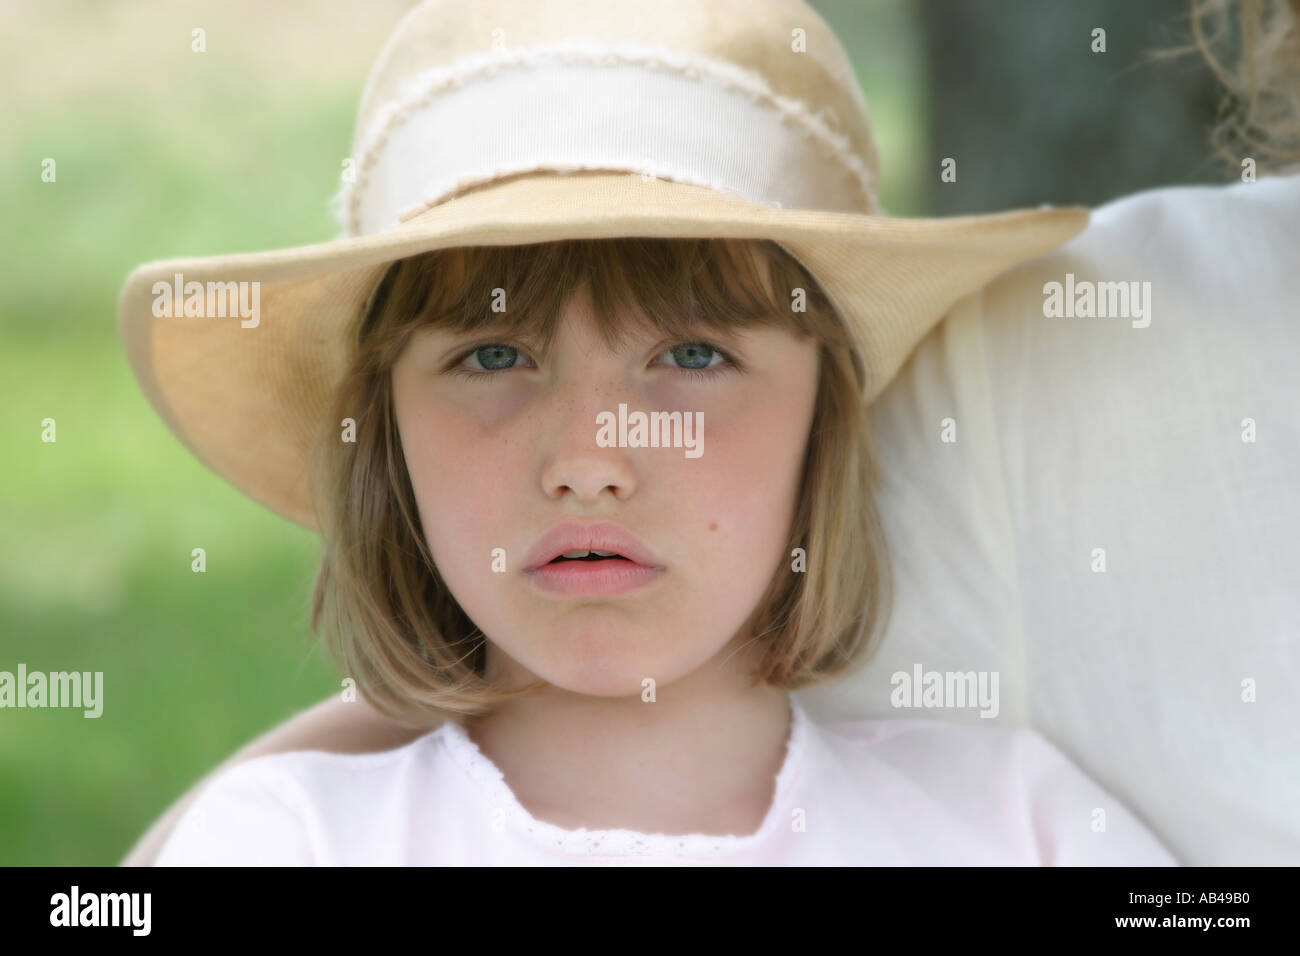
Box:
[538,373,638,504]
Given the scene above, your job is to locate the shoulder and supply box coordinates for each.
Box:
[815,715,1071,787]
[1084,171,1300,233]
[998,171,1300,290]
[153,731,445,867]
[153,755,312,866]
[969,170,1300,385]
[814,717,1179,866]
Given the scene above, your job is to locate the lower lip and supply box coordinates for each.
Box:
[524,558,665,596]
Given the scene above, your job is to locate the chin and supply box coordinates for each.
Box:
[533,631,722,700]
[492,629,651,698]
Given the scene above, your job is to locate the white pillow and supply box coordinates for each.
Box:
[796,171,1300,866]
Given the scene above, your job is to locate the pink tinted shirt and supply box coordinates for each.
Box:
[153,695,1177,866]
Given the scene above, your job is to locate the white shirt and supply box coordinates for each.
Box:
[154,695,1177,865]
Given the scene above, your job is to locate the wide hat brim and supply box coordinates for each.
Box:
[117,169,1088,530]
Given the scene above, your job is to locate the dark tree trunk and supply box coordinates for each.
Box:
[918,0,1223,214]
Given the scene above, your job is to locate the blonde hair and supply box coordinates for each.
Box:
[308,237,893,727]
[1159,0,1300,175]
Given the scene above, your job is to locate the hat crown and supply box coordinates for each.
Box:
[338,0,883,235]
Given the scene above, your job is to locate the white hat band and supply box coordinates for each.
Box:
[339,42,881,236]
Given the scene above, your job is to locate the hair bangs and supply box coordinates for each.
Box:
[356,237,843,370]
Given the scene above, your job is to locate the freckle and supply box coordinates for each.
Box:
[709,522,718,532]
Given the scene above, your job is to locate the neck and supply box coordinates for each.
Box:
[465,639,793,837]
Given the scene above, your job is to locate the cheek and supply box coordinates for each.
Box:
[672,386,813,588]
[397,395,528,578]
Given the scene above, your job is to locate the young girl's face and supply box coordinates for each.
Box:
[390,276,820,696]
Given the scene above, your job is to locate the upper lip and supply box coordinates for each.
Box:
[523,520,664,572]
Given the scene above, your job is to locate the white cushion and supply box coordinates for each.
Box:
[796,171,1300,865]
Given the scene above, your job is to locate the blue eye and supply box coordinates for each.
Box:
[453,344,536,377]
[449,340,738,380]
[655,340,738,377]
[657,342,728,373]
[468,345,528,370]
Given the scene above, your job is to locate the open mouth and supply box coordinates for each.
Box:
[548,549,633,564]
[527,543,664,595]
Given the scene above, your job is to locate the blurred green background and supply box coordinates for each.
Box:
[1,0,1225,865]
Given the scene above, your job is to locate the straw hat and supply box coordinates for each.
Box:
[116,0,1089,530]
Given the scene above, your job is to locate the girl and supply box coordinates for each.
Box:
[119,0,1182,864]
[151,236,1176,864]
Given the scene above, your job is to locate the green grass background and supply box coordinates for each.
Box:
[0,0,925,864]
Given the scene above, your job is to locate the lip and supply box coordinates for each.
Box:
[522,520,665,596]
[523,520,664,572]
[525,559,665,596]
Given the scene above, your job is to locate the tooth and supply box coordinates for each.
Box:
[560,549,591,558]
[590,550,618,556]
